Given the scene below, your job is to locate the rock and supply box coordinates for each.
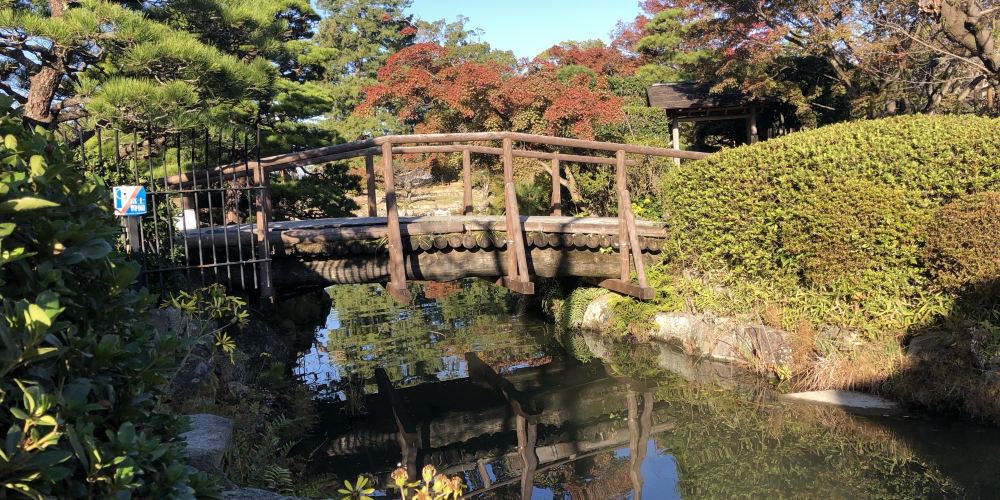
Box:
[780,390,902,414]
[223,488,323,500]
[181,414,233,474]
[579,293,614,330]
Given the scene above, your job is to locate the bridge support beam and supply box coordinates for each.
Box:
[382,142,411,303]
[502,137,534,295]
[269,247,661,289]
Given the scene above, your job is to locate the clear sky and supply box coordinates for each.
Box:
[408,1,641,59]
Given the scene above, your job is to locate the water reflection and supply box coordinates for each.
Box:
[295,281,1000,499]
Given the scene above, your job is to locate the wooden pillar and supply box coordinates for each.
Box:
[252,161,274,300]
[364,154,377,217]
[550,158,561,216]
[462,148,473,215]
[501,136,533,294]
[382,142,410,302]
[616,150,631,282]
[670,113,681,165]
[747,108,758,144]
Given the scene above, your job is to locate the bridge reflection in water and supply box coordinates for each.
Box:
[293,281,993,499]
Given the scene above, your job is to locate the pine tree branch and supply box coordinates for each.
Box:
[0,81,27,103]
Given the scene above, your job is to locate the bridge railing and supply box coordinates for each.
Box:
[165,132,708,301]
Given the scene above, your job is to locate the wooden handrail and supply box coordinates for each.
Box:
[164,131,708,185]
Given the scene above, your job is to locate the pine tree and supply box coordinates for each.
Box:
[0,0,328,130]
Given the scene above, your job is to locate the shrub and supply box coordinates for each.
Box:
[270,162,360,220]
[0,108,215,498]
[924,191,1000,293]
[662,114,1000,301]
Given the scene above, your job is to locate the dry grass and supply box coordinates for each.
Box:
[794,338,906,392]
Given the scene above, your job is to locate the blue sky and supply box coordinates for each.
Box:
[409,1,641,59]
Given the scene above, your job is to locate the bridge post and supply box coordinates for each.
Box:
[550,158,561,216]
[252,146,274,301]
[364,154,378,217]
[501,136,534,295]
[617,150,631,282]
[382,142,411,303]
[591,150,653,299]
[462,148,473,215]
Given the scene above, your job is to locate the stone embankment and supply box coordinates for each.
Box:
[576,292,901,414]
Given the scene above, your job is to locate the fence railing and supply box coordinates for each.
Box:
[69,125,272,299]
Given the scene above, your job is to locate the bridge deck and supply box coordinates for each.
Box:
[184,215,668,247]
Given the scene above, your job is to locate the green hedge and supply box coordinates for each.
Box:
[924,191,1000,293]
[662,115,1000,299]
[0,108,214,498]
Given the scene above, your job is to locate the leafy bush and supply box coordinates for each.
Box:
[663,115,1000,301]
[924,191,1000,293]
[270,162,361,220]
[0,109,215,498]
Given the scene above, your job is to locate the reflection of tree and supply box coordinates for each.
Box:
[323,280,545,390]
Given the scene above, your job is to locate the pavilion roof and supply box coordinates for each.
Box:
[645,82,755,110]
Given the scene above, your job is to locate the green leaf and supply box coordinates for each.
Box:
[0,196,60,213]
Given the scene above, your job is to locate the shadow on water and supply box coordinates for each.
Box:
[293,280,1000,499]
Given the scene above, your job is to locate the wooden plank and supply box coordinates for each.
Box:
[497,276,535,294]
[382,142,411,303]
[393,144,641,167]
[364,154,377,217]
[462,148,473,215]
[590,278,654,300]
[621,182,650,288]
[551,158,561,216]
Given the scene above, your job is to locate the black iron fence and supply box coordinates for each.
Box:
[67,124,273,300]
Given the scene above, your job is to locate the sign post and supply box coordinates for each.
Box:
[113,185,147,255]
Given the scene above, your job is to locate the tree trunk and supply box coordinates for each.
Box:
[23,63,64,125]
[23,1,68,126]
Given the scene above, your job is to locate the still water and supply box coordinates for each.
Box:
[294,280,1000,499]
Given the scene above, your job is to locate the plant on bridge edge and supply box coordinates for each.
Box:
[0,104,218,498]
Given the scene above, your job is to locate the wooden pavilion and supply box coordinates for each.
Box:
[646,82,782,161]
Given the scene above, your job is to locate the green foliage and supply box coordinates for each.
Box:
[663,115,1000,316]
[553,288,609,333]
[0,111,216,497]
[164,284,250,367]
[923,191,1000,293]
[269,163,362,220]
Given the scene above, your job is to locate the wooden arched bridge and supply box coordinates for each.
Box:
[133,131,707,301]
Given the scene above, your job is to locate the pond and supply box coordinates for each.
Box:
[293,280,1000,499]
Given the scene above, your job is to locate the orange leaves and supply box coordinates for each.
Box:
[358,43,624,139]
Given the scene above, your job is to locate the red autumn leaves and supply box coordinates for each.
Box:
[357,43,626,139]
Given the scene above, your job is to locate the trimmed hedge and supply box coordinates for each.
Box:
[662,115,1000,299]
[924,191,1000,292]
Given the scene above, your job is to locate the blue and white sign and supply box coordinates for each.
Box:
[113,185,147,216]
